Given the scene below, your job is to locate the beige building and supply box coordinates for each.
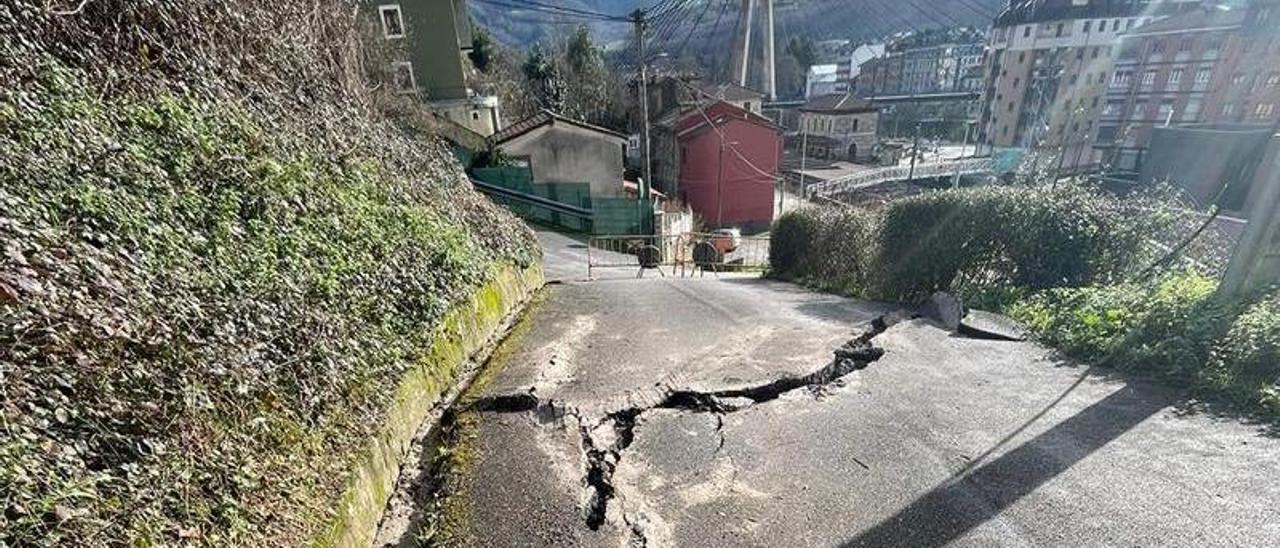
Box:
[798,93,880,162]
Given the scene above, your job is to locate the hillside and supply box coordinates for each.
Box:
[0,0,536,545]
[470,0,1006,50]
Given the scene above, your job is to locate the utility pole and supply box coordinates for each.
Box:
[717,142,726,227]
[907,122,921,182]
[632,10,652,204]
[763,0,776,100]
[1221,136,1280,297]
[799,123,809,198]
[952,120,972,188]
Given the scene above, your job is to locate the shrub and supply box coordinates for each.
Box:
[1202,294,1280,413]
[1007,270,1218,372]
[770,208,878,294]
[769,210,820,278]
[770,185,1170,302]
[875,185,1166,301]
[1006,271,1280,419]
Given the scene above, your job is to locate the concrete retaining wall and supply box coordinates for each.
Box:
[313,262,544,547]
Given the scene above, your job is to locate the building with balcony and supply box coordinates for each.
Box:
[978,0,1204,170]
[1094,1,1279,176]
[1095,6,1247,174]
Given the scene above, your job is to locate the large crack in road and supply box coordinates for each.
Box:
[467,314,893,541]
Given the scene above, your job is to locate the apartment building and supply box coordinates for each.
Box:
[857,28,987,97]
[1096,6,1246,173]
[978,0,1203,169]
[1203,1,1280,126]
[1094,1,1279,174]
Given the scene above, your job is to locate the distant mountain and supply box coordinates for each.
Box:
[468,0,1007,99]
[469,0,1008,50]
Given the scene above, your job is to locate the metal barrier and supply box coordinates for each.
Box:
[586,233,770,279]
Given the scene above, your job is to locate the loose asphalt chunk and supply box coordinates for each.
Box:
[958,309,1030,341]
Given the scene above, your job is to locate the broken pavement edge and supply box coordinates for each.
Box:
[312,262,544,548]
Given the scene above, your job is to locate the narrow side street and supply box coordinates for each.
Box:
[391,229,1280,547]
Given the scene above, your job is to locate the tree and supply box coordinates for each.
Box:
[468,24,495,73]
[786,36,817,73]
[522,44,566,112]
[565,25,602,75]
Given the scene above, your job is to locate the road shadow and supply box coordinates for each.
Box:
[840,382,1177,547]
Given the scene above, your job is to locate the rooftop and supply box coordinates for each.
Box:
[490,110,626,145]
[699,82,766,103]
[800,93,878,114]
[994,0,1203,27]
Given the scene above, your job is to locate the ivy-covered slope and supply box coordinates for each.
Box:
[0,1,536,545]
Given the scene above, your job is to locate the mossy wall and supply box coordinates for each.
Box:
[316,263,543,547]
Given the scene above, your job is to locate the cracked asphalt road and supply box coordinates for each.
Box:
[427,230,1280,547]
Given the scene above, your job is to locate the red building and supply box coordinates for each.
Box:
[674,101,782,231]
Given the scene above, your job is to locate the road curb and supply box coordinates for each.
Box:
[314,262,544,548]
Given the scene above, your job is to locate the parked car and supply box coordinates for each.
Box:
[710,228,740,255]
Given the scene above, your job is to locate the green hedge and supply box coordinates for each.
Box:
[771,185,1280,419]
[772,185,1167,301]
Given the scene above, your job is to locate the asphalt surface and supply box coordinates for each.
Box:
[414,229,1280,547]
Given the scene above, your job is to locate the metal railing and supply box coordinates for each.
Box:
[806,158,995,198]
[586,233,770,278]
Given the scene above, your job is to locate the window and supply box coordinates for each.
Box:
[1182,97,1202,121]
[379,4,405,39]
[1158,99,1175,120]
[1112,70,1132,88]
[1013,77,1020,88]
[391,61,415,93]
[1222,103,1238,117]
[1056,23,1065,37]
[1231,73,1247,86]
[1268,73,1280,87]
[1126,18,1136,30]
[1092,47,1101,59]
[1133,100,1149,119]
[1194,67,1212,90]
[1103,99,1124,116]
[1167,68,1184,87]
[1018,51,1026,63]
[1024,25,1032,38]
[1007,101,1015,112]
[1112,19,1121,31]
[471,111,480,121]
[1140,70,1157,89]
[1098,125,1119,142]
[1084,21,1092,33]
[1258,103,1276,119]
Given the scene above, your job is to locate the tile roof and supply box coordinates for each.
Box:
[700,82,766,102]
[490,110,627,145]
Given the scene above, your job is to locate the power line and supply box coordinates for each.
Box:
[675,78,780,183]
[470,0,630,22]
[667,0,717,60]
